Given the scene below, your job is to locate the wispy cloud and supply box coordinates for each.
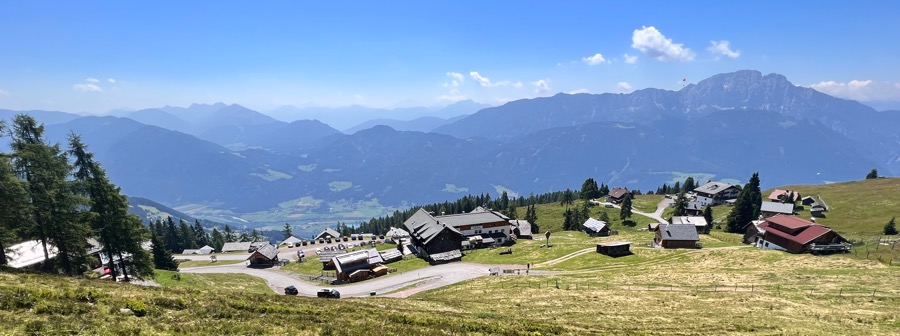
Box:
[469,71,493,87]
[73,83,103,92]
[616,82,633,93]
[532,79,551,94]
[512,82,523,89]
[809,80,900,101]
[582,53,607,65]
[567,88,590,94]
[623,53,638,64]
[86,77,100,83]
[107,78,116,84]
[631,26,695,62]
[707,40,740,59]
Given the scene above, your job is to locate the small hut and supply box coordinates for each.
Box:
[596,241,632,257]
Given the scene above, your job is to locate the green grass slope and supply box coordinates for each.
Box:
[768,178,900,235]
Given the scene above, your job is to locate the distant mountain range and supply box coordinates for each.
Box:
[2,70,896,229]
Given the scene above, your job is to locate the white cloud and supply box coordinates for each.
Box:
[444,72,464,88]
[567,88,590,94]
[532,79,551,94]
[469,72,493,87]
[616,82,633,92]
[631,26,695,61]
[582,53,607,65]
[86,78,100,83]
[107,78,116,84]
[809,80,900,101]
[437,94,467,102]
[512,82,524,89]
[0,89,9,97]
[707,40,741,59]
[623,53,638,64]
[73,83,103,92]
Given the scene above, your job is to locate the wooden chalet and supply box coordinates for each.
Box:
[246,244,278,267]
[435,210,511,245]
[220,241,252,253]
[403,208,466,264]
[596,241,632,257]
[744,214,849,254]
[582,218,611,237]
[651,223,700,249]
[693,182,741,206]
[606,188,630,204]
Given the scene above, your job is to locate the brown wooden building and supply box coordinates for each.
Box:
[747,214,848,254]
[652,223,700,249]
[597,241,631,257]
[403,208,466,264]
[246,244,278,267]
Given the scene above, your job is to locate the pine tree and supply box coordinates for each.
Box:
[620,193,633,219]
[223,225,236,242]
[0,154,30,266]
[282,223,293,240]
[579,201,591,226]
[866,168,878,179]
[559,188,575,209]
[673,189,688,216]
[192,220,209,247]
[150,233,178,271]
[672,181,681,194]
[581,178,599,200]
[69,134,152,279]
[726,172,762,233]
[598,210,610,223]
[164,217,179,251]
[599,183,609,197]
[683,177,696,193]
[507,203,518,219]
[702,206,714,234]
[178,219,197,250]
[884,217,898,235]
[210,228,225,252]
[9,115,90,275]
[500,191,510,210]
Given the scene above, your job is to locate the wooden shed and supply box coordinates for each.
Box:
[596,241,632,257]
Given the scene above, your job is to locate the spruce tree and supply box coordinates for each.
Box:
[581,178,599,200]
[620,193,633,220]
[726,172,762,233]
[683,177,696,193]
[507,203,518,219]
[192,220,209,247]
[178,219,197,249]
[150,233,178,271]
[164,217,179,251]
[282,223,293,240]
[702,206,714,234]
[223,225,236,242]
[673,189,688,216]
[500,191,510,210]
[210,228,225,252]
[579,201,591,226]
[884,217,898,235]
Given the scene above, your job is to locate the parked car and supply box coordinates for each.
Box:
[317,288,340,299]
[284,285,299,295]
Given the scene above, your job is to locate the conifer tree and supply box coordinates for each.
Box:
[178,219,197,249]
[683,177,696,193]
[150,233,178,271]
[866,168,878,179]
[507,203,518,219]
[500,191,510,210]
[884,217,898,235]
[9,115,89,275]
[210,228,225,252]
[223,224,236,242]
[282,223,293,240]
[726,172,762,233]
[0,154,30,266]
[192,220,209,247]
[620,193,633,220]
[164,217,179,251]
[702,206,714,234]
[69,134,153,279]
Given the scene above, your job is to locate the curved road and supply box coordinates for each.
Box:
[182,262,495,298]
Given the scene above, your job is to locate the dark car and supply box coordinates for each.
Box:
[284,285,299,295]
[317,288,340,299]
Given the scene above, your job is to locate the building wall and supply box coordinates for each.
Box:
[423,230,463,256]
[660,240,698,249]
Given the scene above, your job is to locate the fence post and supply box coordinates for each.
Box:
[839,288,842,296]
[872,289,876,299]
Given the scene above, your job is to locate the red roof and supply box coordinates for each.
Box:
[768,189,800,202]
[764,223,832,245]
[765,214,813,231]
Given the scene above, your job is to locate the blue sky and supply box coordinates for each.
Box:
[1,1,899,113]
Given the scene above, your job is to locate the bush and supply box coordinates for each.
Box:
[125,300,149,317]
